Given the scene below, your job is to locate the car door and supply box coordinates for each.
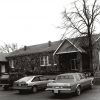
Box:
[31,77,42,89]
[31,76,47,89]
[78,74,88,88]
[39,76,48,89]
[80,73,92,88]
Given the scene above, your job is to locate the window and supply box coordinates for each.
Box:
[40,56,51,66]
[1,65,5,73]
[53,56,57,65]
[32,77,40,82]
[9,60,14,68]
[71,59,78,70]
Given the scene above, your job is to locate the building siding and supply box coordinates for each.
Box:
[7,51,59,75]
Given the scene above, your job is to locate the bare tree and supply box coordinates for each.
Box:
[0,43,18,53]
[61,0,100,73]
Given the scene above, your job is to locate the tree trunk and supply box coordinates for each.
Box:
[88,30,93,75]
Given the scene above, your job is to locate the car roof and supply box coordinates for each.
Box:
[23,75,43,78]
[58,73,81,76]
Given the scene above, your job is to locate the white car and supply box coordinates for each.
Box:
[13,75,51,93]
[46,73,94,96]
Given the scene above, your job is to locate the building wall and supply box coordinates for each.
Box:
[93,39,100,72]
[7,51,59,75]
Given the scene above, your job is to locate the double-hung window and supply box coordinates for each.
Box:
[40,56,51,66]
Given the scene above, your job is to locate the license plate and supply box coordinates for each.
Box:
[54,90,58,93]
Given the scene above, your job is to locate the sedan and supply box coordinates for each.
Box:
[13,75,51,93]
[46,73,94,96]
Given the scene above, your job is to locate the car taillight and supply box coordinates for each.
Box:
[21,84,28,86]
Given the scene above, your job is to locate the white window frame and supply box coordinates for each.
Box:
[10,60,14,68]
[53,57,57,65]
[1,65,6,73]
[40,56,51,66]
[98,51,100,71]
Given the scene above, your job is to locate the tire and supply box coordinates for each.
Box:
[32,86,37,93]
[90,81,94,89]
[3,86,9,90]
[19,90,24,94]
[75,86,81,96]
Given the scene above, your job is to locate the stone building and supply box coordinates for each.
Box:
[6,34,100,75]
[0,53,9,75]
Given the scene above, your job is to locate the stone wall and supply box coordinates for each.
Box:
[93,39,100,72]
[7,51,59,75]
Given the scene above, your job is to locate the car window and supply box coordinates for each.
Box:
[75,75,80,81]
[79,74,86,79]
[32,77,40,82]
[39,76,48,81]
[56,75,74,80]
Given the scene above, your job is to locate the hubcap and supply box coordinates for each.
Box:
[76,87,81,96]
[33,87,37,93]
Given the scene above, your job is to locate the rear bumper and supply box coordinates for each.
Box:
[0,84,10,87]
[46,88,74,93]
[13,86,32,90]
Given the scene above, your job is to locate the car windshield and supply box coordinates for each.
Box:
[17,76,34,82]
[56,75,74,80]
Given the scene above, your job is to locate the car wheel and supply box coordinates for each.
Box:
[90,81,94,89]
[3,86,9,90]
[32,86,37,93]
[75,86,81,96]
[19,90,24,94]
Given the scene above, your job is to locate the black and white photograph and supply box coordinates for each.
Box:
[0,0,100,100]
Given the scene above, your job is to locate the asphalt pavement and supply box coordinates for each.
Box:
[0,85,100,100]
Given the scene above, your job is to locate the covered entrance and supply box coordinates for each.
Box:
[58,52,82,73]
[54,39,89,73]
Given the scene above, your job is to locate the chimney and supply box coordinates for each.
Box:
[24,46,27,50]
[48,41,51,47]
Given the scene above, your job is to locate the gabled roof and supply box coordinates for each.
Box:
[7,34,100,58]
[0,53,8,62]
[7,41,62,57]
[54,34,100,55]
[53,39,86,55]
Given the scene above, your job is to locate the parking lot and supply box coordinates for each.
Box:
[0,85,100,100]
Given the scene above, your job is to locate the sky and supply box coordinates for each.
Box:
[0,0,100,48]
[0,0,75,47]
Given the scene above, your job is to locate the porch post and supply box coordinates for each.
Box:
[77,53,82,72]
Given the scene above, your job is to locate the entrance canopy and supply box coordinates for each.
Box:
[53,39,86,55]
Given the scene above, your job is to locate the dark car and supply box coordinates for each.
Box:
[13,75,53,93]
[0,72,23,90]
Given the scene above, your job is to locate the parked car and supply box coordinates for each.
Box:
[46,73,94,96]
[0,72,22,90]
[13,75,53,93]
[94,72,100,85]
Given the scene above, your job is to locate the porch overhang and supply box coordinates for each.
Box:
[53,39,86,55]
[56,51,82,55]
[56,48,86,55]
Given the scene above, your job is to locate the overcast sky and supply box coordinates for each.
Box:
[0,0,75,47]
[0,0,99,47]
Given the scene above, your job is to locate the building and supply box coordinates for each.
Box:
[0,53,9,75]
[6,34,100,75]
[6,41,62,75]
